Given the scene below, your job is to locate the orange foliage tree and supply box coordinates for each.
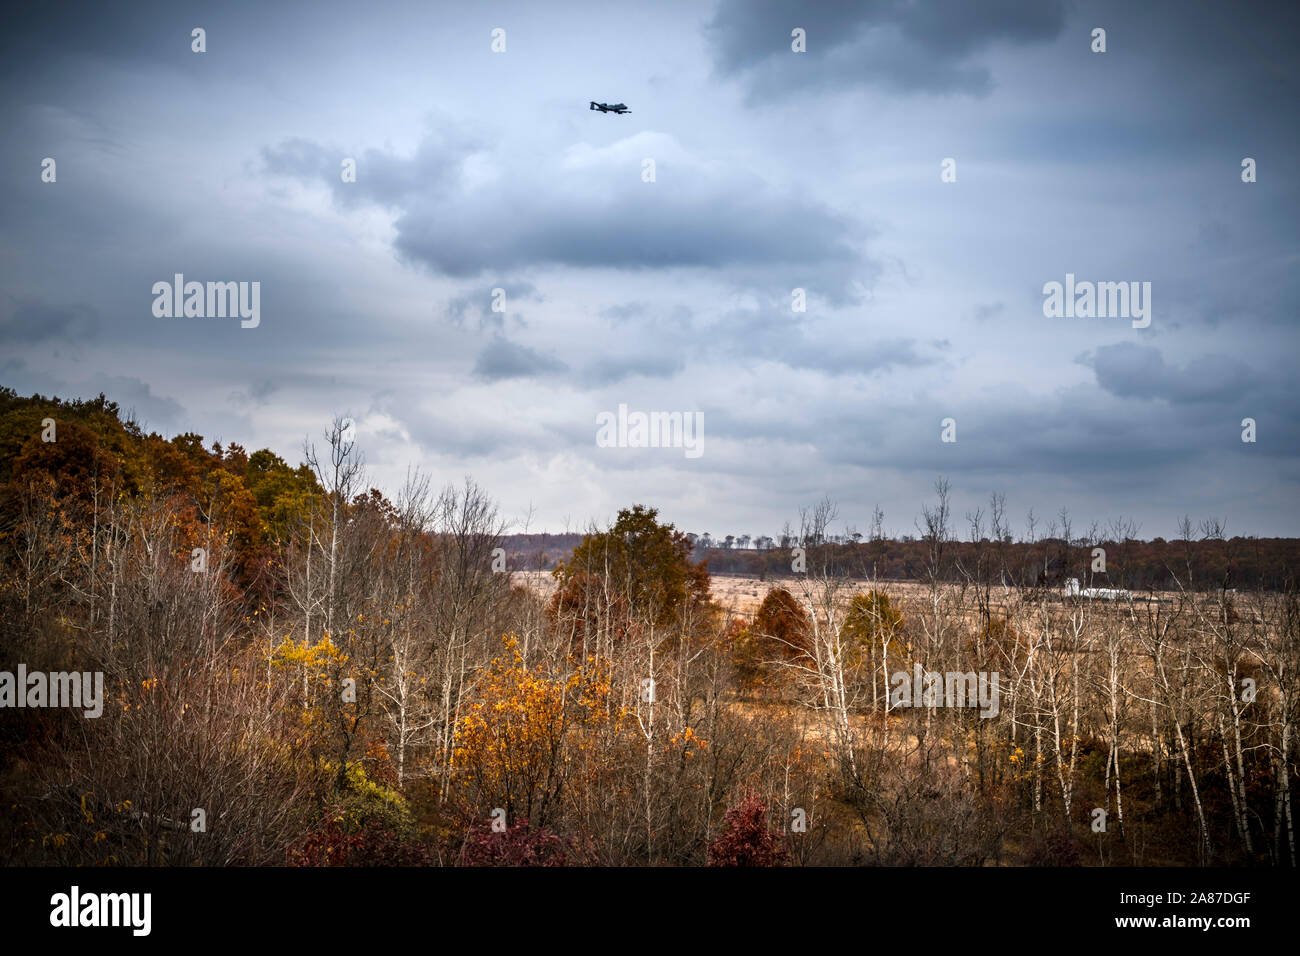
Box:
[451,636,625,830]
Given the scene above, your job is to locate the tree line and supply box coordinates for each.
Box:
[1,388,1296,866]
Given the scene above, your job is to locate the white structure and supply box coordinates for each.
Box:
[1064,578,1131,601]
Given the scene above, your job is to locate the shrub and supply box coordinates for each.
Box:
[707,793,788,867]
[458,817,582,866]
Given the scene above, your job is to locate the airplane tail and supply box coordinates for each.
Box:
[589,101,598,110]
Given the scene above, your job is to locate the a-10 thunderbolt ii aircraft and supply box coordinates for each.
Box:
[589,101,631,114]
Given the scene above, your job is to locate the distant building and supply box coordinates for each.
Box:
[1064,578,1131,601]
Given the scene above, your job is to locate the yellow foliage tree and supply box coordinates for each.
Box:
[452,637,625,829]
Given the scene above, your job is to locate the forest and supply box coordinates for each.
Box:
[1,386,1296,866]
[507,530,1300,593]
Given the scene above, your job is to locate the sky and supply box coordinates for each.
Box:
[2,0,1297,541]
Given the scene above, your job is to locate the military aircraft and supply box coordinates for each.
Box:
[590,101,631,114]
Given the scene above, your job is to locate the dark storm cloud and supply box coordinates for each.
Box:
[706,0,1065,98]
[758,385,1208,487]
[472,337,567,381]
[1081,344,1259,405]
[0,0,330,81]
[0,300,98,344]
[264,132,868,297]
[389,172,863,285]
[0,0,200,74]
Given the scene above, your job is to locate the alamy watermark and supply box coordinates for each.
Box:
[50,886,150,936]
[595,403,703,459]
[0,665,103,718]
[1042,273,1150,329]
[888,664,999,718]
[152,274,260,328]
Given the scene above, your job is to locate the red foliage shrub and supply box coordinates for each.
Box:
[707,792,789,866]
[1024,826,1081,867]
[457,817,581,866]
[287,815,432,866]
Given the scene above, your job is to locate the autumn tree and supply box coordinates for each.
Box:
[549,504,711,657]
[707,793,788,866]
[735,587,812,693]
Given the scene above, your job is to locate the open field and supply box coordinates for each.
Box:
[519,569,1258,621]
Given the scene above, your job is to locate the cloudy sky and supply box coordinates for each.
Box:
[3,0,1297,540]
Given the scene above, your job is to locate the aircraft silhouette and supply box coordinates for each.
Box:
[590,101,631,114]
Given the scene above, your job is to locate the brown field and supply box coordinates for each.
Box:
[517,569,1231,620]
